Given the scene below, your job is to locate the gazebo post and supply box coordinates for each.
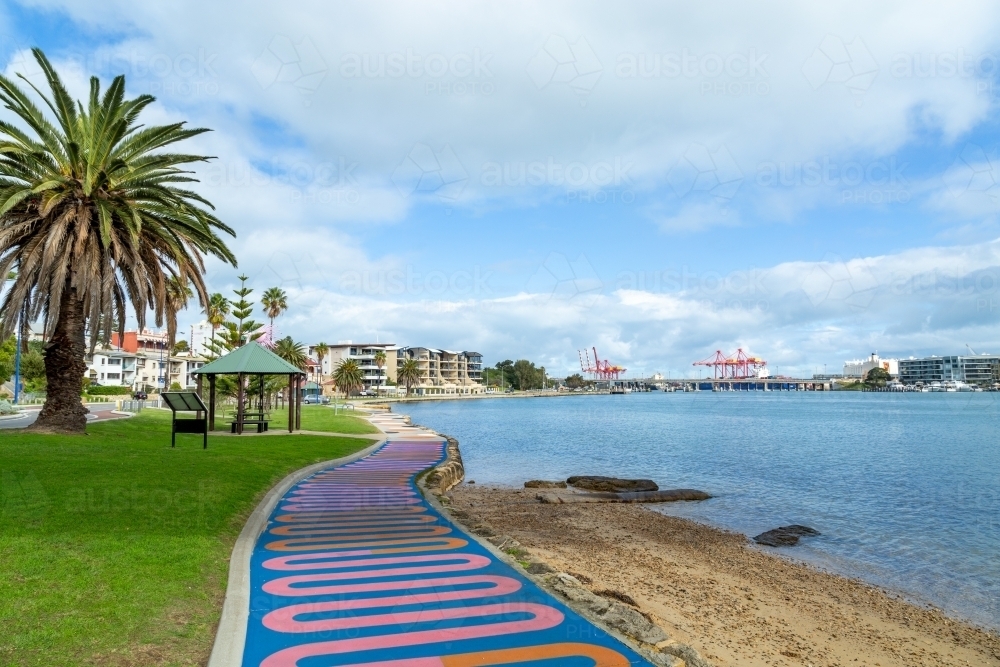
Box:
[236,372,245,435]
[208,374,217,431]
[295,374,302,431]
[196,375,204,420]
[288,374,294,433]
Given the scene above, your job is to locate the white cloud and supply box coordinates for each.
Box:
[8,2,1000,375]
[20,0,1000,205]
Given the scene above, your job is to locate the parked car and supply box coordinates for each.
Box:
[302,395,330,405]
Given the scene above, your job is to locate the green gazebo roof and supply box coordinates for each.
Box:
[192,341,305,375]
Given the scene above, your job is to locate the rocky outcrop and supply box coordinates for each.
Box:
[567,475,659,492]
[753,524,820,547]
[524,480,567,488]
[545,572,713,666]
[485,534,522,551]
[423,436,464,493]
[438,479,713,665]
[536,489,711,504]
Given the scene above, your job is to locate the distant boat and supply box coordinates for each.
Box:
[611,386,626,395]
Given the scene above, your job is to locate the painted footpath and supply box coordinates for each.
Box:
[236,412,657,666]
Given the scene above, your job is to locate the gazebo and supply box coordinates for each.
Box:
[192,341,307,434]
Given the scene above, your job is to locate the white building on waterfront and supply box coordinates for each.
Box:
[899,354,1000,386]
[308,342,398,393]
[307,341,485,396]
[844,353,898,378]
[395,347,483,395]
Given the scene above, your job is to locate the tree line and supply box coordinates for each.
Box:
[483,359,550,390]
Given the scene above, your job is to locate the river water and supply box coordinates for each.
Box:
[398,391,1000,630]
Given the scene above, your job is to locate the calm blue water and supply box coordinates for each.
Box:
[399,392,1000,629]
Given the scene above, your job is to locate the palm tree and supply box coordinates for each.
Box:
[313,342,328,383]
[273,336,307,370]
[274,336,307,409]
[204,292,229,351]
[165,274,192,355]
[261,287,287,336]
[373,349,386,395]
[0,49,235,433]
[333,358,363,401]
[398,358,421,397]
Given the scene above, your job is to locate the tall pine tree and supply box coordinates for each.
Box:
[204,275,263,357]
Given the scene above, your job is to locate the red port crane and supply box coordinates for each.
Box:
[693,348,767,379]
[579,346,626,380]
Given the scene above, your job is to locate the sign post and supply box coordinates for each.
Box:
[161,391,209,448]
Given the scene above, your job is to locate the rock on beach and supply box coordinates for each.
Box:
[567,476,659,492]
[753,524,821,547]
[537,489,711,504]
[524,480,568,488]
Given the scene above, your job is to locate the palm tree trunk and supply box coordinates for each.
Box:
[167,318,177,357]
[30,284,88,433]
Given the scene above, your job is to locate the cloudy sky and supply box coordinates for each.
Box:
[4,0,1000,376]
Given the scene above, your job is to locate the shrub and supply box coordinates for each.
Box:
[0,399,16,415]
[85,385,132,396]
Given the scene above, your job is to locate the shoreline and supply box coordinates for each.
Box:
[366,389,998,407]
[447,484,1000,667]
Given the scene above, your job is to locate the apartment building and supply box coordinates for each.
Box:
[899,354,1000,386]
[92,328,213,390]
[395,347,483,395]
[86,350,137,386]
[86,345,205,390]
[111,328,170,355]
[308,343,397,393]
[189,320,214,357]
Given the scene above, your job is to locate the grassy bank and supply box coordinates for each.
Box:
[0,409,377,665]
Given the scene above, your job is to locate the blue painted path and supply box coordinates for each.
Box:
[241,417,656,666]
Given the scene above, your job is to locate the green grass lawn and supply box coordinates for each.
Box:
[263,404,381,434]
[0,409,379,666]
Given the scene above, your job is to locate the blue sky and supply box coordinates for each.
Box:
[4,0,1000,376]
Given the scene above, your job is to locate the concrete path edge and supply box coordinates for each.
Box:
[206,435,386,667]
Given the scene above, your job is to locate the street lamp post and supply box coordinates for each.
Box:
[3,273,21,404]
[13,311,21,404]
[12,301,22,404]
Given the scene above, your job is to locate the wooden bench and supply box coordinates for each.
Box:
[231,419,269,433]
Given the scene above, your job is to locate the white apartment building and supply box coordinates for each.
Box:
[843,353,898,378]
[85,348,205,391]
[189,320,214,357]
[308,342,397,393]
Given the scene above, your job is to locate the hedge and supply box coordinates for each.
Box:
[85,385,133,396]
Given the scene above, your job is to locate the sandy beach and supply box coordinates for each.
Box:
[447,485,1000,667]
